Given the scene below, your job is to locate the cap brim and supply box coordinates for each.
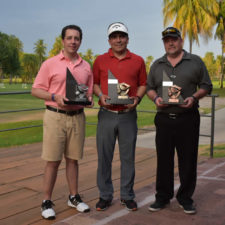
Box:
[108,31,128,37]
[162,34,180,39]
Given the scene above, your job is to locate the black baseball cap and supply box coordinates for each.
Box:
[162,27,181,39]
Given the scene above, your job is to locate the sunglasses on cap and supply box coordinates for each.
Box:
[162,27,181,38]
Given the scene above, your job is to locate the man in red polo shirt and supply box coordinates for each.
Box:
[93,22,147,211]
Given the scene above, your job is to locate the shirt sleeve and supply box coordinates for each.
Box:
[87,65,94,95]
[138,58,147,86]
[32,61,50,91]
[93,57,100,85]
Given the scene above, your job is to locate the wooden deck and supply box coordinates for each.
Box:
[0,136,161,225]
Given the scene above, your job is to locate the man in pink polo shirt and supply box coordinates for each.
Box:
[93,22,147,211]
[32,25,93,220]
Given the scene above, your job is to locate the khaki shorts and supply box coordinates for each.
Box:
[42,109,85,161]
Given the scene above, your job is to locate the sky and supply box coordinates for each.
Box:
[0,0,222,61]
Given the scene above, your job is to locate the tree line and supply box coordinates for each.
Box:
[1,0,225,87]
[0,32,154,84]
[0,33,100,84]
[0,31,222,86]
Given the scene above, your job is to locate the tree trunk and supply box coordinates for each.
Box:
[0,66,2,83]
[220,33,225,88]
[220,62,224,88]
[9,74,12,85]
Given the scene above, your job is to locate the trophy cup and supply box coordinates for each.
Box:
[161,70,186,104]
[106,70,134,104]
[64,68,92,105]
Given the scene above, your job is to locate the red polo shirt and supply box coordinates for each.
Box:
[93,48,147,110]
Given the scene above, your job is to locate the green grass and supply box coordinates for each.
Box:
[0,94,44,111]
[212,81,225,97]
[212,88,225,97]
[0,83,32,92]
[0,83,224,148]
[0,94,156,148]
[86,115,98,137]
[0,120,43,147]
[200,144,225,158]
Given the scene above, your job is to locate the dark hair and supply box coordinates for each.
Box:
[61,25,83,40]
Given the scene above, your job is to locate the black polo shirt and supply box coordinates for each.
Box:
[147,50,212,113]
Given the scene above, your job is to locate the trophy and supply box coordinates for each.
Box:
[64,68,92,105]
[161,70,186,104]
[106,70,134,104]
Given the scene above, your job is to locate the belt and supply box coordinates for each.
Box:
[157,113,180,119]
[158,110,197,119]
[46,105,83,116]
[101,107,132,114]
[168,113,178,119]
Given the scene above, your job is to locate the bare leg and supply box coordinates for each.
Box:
[65,158,78,195]
[43,161,61,200]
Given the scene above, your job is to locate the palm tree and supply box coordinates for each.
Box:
[82,49,94,67]
[48,36,63,57]
[21,53,39,83]
[145,56,154,74]
[214,0,225,88]
[202,52,217,80]
[80,49,98,68]
[163,0,218,53]
[34,39,47,68]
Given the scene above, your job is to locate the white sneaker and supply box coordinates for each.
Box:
[68,194,90,212]
[41,200,56,220]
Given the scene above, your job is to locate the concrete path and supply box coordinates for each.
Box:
[199,107,225,145]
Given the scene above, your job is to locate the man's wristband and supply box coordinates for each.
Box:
[136,96,142,104]
[191,95,198,102]
[153,96,159,104]
[98,92,103,98]
[51,93,55,102]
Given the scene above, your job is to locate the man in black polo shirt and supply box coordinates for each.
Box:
[147,27,212,214]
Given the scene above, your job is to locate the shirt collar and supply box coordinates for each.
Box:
[108,48,132,59]
[159,49,190,63]
[59,50,83,66]
[59,51,65,60]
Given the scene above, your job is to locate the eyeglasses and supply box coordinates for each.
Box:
[162,28,180,37]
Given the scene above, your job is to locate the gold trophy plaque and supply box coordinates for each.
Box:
[106,70,134,105]
[161,70,186,105]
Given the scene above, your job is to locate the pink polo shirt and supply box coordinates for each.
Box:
[33,51,93,110]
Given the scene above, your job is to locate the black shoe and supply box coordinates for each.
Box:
[120,199,137,211]
[179,204,196,214]
[96,198,112,211]
[41,200,56,220]
[148,200,169,212]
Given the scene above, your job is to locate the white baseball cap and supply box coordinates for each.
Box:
[107,22,128,36]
